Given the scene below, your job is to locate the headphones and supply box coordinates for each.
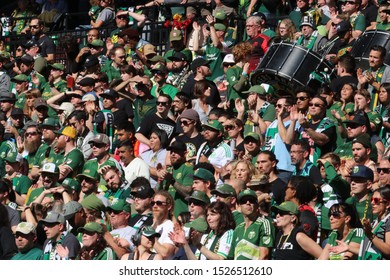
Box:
[131,226,145,247]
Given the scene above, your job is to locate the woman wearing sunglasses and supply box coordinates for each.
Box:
[169,201,235,260]
[318,203,363,260]
[272,201,322,260]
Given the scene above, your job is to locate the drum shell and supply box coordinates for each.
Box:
[251,42,335,94]
[350,30,390,69]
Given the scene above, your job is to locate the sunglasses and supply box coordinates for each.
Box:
[16,48,23,51]
[346,123,361,129]
[25,132,38,137]
[188,199,205,206]
[239,197,257,205]
[328,210,343,218]
[151,200,167,207]
[157,101,168,106]
[29,25,39,29]
[296,96,309,101]
[371,197,386,205]
[377,167,390,174]
[116,15,128,20]
[181,120,193,126]
[118,55,126,59]
[91,143,106,148]
[309,102,323,108]
[107,209,123,215]
[331,22,338,27]
[224,125,236,131]
[223,63,235,67]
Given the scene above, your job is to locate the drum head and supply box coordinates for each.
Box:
[351,30,390,69]
[251,42,335,94]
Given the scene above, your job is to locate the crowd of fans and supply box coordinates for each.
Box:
[0,0,389,261]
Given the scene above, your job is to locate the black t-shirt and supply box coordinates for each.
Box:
[117,99,134,119]
[362,4,378,27]
[330,75,359,94]
[270,177,287,205]
[128,213,153,229]
[182,75,221,108]
[137,113,176,141]
[38,35,55,58]
[273,227,313,260]
[175,133,205,160]
[298,208,319,241]
[307,120,336,158]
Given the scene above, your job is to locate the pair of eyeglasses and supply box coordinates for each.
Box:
[371,197,386,205]
[181,120,193,126]
[116,15,128,20]
[91,143,106,148]
[151,200,167,207]
[377,167,390,174]
[224,125,236,131]
[328,210,343,218]
[29,25,39,29]
[309,102,323,108]
[346,123,361,129]
[107,209,123,215]
[157,101,168,106]
[25,132,38,137]
[239,197,257,205]
[188,199,205,207]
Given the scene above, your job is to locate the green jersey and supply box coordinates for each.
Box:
[229,216,275,260]
[12,174,32,195]
[226,65,249,101]
[151,83,178,99]
[101,61,121,82]
[63,148,85,179]
[11,247,43,260]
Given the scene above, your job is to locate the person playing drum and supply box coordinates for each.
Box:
[295,16,329,55]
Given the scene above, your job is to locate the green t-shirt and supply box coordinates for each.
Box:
[12,174,32,195]
[151,83,178,100]
[42,79,67,100]
[101,61,121,82]
[328,228,363,247]
[15,91,27,109]
[11,247,43,260]
[166,162,194,218]
[346,195,376,222]
[351,13,366,31]
[229,216,275,260]
[203,44,224,82]
[63,148,85,179]
[226,65,249,101]
[132,98,156,129]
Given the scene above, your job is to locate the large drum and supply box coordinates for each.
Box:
[350,30,390,69]
[251,42,336,94]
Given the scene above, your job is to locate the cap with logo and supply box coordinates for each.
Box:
[107,199,131,213]
[237,189,257,203]
[40,212,65,225]
[63,201,83,220]
[242,85,266,95]
[190,57,211,72]
[16,222,36,234]
[84,55,99,68]
[141,226,161,237]
[211,184,236,197]
[185,190,210,205]
[77,162,100,182]
[100,89,119,99]
[349,165,374,181]
[169,30,183,41]
[78,222,103,234]
[192,168,215,183]
[271,201,299,216]
[202,120,224,133]
[244,132,261,142]
[40,117,60,130]
[167,140,187,153]
[34,97,48,109]
[131,185,155,199]
[89,133,110,145]
[41,162,59,174]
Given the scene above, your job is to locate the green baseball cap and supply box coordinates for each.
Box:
[261,83,275,95]
[237,189,257,203]
[88,39,104,47]
[39,117,60,130]
[107,199,131,213]
[50,63,65,71]
[244,132,261,142]
[141,226,161,238]
[78,222,103,234]
[81,194,105,211]
[271,201,299,216]
[185,217,208,233]
[192,168,215,183]
[202,120,224,133]
[214,10,227,20]
[185,190,210,205]
[62,178,81,192]
[4,149,19,164]
[148,55,166,63]
[11,74,28,83]
[242,85,266,95]
[77,162,100,182]
[211,184,236,197]
[214,23,226,31]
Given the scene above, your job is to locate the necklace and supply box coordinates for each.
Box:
[277,227,293,249]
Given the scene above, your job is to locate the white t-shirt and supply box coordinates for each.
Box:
[123,157,150,184]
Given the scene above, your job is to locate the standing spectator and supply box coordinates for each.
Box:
[24,18,55,62]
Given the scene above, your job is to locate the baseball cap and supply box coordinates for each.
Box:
[4,149,19,164]
[11,108,24,117]
[222,54,235,64]
[271,201,299,216]
[202,120,224,133]
[16,222,36,234]
[107,199,131,213]
[11,74,28,83]
[190,57,211,72]
[20,54,34,64]
[39,117,60,130]
[84,56,100,68]
[40,162,59,174]
[247,174,270,189]
[89,133,110,145]
[82,93,97,102]
[214,10,227,21]
[88,39,104,48]
[118,28,140,39]
[192,168,215,183]
[237,189,257,203]
[167,140,187,153]
[349,165,374,181]
[169,30,183,41]
[151,63,168,74]
[0,92,17,102]
[300,15,315,29]
[78,222,103,234]
[180,109,200,122]
[78,77,96,87]
[24,39,39,49]
[41,212,65,225]
[148,55,166,64]
[141,226,161,238]
[242,85,266,95]
[23,120,38,130]
[167,52,187,62]
[336,20,352,35]
[343,110,369,127]
[131,185,155,199]
[244,132,261,142]
[81,194,105,211]
[63,201,83,220]
[211,184,236,197]
[49,63,65,71]
[260,83,275,95]
[185,190,210,205]
[352,133,371,149]
[55,126,77,139]
[34,97,48,109]
[214,23,226,31]
[62,178,81,192]
[143,44,156,56]
[77,163,100,182]
[184,217,208,233]
[100,89,119,99]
